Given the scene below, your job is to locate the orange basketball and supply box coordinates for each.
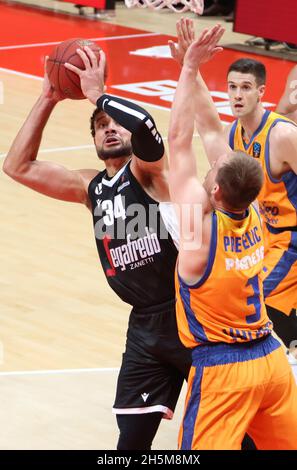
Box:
[46,38,105,100]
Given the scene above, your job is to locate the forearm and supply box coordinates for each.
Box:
[194,71,222,136]
[168,65,196,162]
[3,95,57,176]
[168,64,204,211]
[97,94,164,161]
[194,71,230,164]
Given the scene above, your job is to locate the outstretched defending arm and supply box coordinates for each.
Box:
[168,30,213,281]
[192,25,231,165]
[169,24,227,208]
[169,20,230,166]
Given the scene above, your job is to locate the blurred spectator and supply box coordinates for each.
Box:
[202,0,235,16]
[285,43,297,51]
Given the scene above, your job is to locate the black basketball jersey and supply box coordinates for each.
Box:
[88,161,178,308]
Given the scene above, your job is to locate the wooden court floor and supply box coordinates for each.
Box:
[0,0,296,450]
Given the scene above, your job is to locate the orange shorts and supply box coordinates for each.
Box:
[262,224,297,315]
[179,335,297,450]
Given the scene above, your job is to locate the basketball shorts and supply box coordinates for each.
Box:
[262,224,297,315]
[113,299,192,419]
[179,334,297,450]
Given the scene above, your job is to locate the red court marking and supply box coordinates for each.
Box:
[0,2,295,121]
[0,2,146,46]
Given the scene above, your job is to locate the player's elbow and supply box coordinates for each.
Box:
[2,157,14,177]
[168,125,180,146]
[2,157,26,181]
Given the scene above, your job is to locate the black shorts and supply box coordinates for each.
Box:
[113,300,192,419]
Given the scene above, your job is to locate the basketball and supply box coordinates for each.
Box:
[46,38,103,100]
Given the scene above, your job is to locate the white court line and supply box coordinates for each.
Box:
[0,136,203,160]
[0,32,161,51]
[0,67,43,81]
[0,67,173,115]
[0,367,119,377]
[0,144,93,159]
[36,144,94,153]
[0,67,229,124]
[0,67,174,161]
[0,67,222,160]
[0,144,94,159]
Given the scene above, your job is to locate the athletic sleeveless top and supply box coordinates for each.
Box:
[88,161,179,308]
[229,110,297,229]
[175,206,272,347]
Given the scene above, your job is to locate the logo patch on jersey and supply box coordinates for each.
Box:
[108,228,161,272]
[253,142,261,158]
[117,181,130,193]
[259,201,279,225]
[95,183,103,195]
[141,393,149,402]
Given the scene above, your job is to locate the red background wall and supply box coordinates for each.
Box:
[234,0,297,44]
[61,0,106,9]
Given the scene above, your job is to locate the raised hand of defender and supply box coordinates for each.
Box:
[169,17,195,66]
[64,47,106,105]
[183,24,225,71]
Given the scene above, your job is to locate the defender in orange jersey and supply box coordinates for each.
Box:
[225,58,297,358]
[168,25,297,450]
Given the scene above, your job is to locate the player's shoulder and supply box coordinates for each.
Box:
[77,168,101,194]
[223,121,236,141]
[269,119,297,144]
[78,169,100,182]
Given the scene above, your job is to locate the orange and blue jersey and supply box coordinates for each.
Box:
[229,110,297,229]
[229,110,297,314]
[175,206,272,348]
[261,222,297,313]
[175,208,297,450]
[178,333,297,449]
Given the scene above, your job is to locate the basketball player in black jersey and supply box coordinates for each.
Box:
[3,45,192,448]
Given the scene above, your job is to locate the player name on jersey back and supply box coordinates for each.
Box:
[224,226,264,271]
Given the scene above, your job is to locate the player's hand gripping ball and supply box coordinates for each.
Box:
[46,38,106,99]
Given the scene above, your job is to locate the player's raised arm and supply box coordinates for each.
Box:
[168,25,227,204]
[192,25,231,166]
[2,59,94,205]
[276,64,297,122]
[169,21,229,167]
[168,29,223,283]
[168,56,199,204]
